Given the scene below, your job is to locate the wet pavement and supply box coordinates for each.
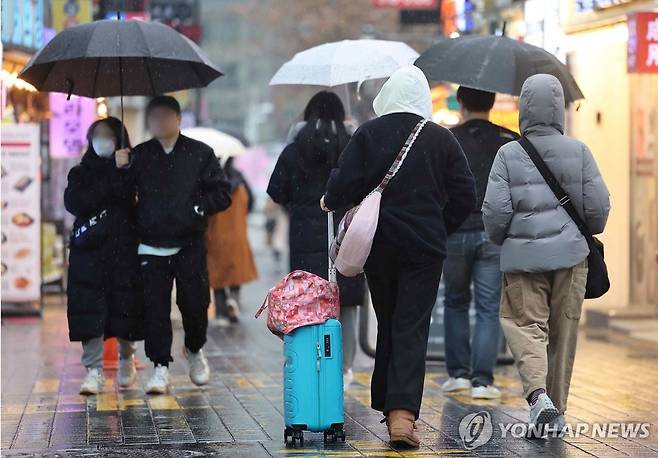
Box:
[2,229,658,457]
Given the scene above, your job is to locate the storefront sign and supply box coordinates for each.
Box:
[49,94,96,158]
[1,124,42,302]
[372,0,438,7]
[576,0,636,14]
[1,0,44,50]
[51,0,92,32]
[628,12,658,73]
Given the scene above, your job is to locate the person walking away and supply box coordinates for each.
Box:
[65,117,143,395]
[483,74,610,430]
[207,156,258,326]
[441,87,519,399]
[115,96,232,394]
[268,91,366,391]
[321,66,476,447]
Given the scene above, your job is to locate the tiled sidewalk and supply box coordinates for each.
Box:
[3,296,658,457]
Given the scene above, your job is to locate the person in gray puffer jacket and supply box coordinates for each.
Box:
[483,74,610,431]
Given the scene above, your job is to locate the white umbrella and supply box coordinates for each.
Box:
[269,39,419,87]
[182,127,245,164]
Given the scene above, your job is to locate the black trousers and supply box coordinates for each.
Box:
[140,239,210,366]
[364,244,443,419]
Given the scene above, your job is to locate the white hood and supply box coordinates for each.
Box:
[373,65,433,120]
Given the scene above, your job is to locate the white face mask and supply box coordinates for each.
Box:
[92,137,116,158]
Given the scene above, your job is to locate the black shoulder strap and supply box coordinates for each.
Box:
[518,137,596,246]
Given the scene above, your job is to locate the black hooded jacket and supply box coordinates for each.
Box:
[324,113,476,259]
[268,134,366,307]
[64,150,143,342]
[123,134,232,247]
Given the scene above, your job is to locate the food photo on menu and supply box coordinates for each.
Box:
[13,176,34,192]
[11,213,35,228]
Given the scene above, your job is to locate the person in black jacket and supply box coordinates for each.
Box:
[267,91,366,391]
[115,96,231,394]
[441,87,519,400]
[321,66,476,448]
[65,117,143,395]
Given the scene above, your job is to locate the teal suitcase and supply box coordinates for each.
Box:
[282,213,345,446]
[283,319,345,445]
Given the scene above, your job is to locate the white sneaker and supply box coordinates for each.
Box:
[471,385,501,399]
[441,377,471,393]
[226,298,241,323]
[80,368,105,395]
[185,348,210,386]
[343,368,354,393]
[212,317,231,328]
[146,365,170,394]
[529,393,559,433]
[545,414,567,437]
[118,356,137,388]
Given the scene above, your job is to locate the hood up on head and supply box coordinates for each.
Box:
[373,65,433,120]
[519,74,565,135]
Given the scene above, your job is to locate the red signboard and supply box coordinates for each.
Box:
[628,12,658,73]
[372,0,438,8]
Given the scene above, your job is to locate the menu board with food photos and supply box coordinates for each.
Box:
[1,124,41,302]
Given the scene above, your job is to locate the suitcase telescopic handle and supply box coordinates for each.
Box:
[327,212,336,283]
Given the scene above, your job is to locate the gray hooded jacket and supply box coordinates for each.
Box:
[482,74,610,273]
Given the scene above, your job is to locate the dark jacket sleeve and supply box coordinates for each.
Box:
[199,148,232,215]
[267,145,293,206]
[441,131,477,235]
[323,128,367,210]
[64,165,111,217]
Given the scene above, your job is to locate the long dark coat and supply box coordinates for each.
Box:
[64,151,144,342]
[267,142,365,307]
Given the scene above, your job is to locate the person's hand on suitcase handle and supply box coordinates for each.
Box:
[320,195,330,213]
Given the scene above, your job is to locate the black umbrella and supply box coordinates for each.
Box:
[19,19,223,145]
[19,19,222,97]
[415,35,584,104]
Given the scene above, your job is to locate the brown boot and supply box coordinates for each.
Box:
[386,409,420,448]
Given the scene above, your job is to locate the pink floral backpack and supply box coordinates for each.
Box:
[255,213,339,336]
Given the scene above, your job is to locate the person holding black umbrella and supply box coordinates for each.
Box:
[441,87,518,400]
[65,117,143,395]
[116,96,232,394]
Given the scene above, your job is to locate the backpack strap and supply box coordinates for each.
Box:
[375,119,428,193]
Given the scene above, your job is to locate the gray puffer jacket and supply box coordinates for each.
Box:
[483,74,610,273]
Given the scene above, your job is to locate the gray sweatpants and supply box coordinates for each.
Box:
[341,307,358,373]
[81,336,137,370]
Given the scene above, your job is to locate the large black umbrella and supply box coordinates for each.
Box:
[19,19,222,98]
[415,35,583,104]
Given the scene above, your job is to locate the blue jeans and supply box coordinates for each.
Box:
[443,231,502,387]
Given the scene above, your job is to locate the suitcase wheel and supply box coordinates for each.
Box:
[294,430,304,446]
[323,430,333,443]
[324,424,345,443]
[285,427,304,447]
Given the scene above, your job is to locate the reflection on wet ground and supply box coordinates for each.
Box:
[2,238,658,457]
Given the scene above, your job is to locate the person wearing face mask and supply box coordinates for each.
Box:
[64,117,144,395]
